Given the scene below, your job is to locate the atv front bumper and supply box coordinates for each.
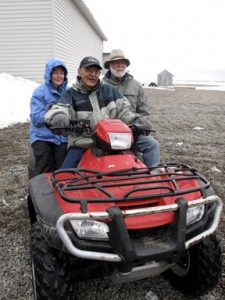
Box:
[56,195,222,265]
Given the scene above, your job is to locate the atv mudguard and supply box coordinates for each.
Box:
[29,174,63,226]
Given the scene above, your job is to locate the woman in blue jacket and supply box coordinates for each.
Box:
[30,58,69,176]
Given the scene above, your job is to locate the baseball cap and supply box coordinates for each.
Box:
[79,56,102,70]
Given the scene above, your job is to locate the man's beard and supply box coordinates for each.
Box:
[110,67,126,78]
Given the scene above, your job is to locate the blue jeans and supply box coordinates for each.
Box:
[60,147,85,169]
[134,134,160,167]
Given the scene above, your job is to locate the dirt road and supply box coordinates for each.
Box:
[0,87,224,299]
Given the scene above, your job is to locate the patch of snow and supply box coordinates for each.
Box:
[211,166,221,173]
[193,127,204,130]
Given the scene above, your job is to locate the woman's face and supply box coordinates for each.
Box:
[51,67,65,87]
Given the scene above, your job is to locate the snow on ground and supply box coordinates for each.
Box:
[0,73,39,128]
[174,80,225,90]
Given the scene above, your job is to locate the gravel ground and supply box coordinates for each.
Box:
[0,87,225,300]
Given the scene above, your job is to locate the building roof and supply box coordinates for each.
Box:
[158,69,174,76]
[76,0,107,41]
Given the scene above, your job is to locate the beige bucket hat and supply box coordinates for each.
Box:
[104,49,130,69]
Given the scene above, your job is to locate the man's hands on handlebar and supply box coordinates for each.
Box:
[47,114,91,136]
[132,116,154,136]
[47,113,154,137]
[48,113,70,136]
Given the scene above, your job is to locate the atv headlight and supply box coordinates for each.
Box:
[70,220,109,240]
[186,204,205,226]
[108,132,132,150]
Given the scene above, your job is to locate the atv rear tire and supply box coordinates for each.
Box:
[164,234,222,296]
[30,222,73,300]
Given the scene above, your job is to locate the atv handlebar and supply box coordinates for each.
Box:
[50,118,156,136]
[129,124,156,136]
[50,119,92,135]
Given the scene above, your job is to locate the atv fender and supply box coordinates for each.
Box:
[29,174,63,226]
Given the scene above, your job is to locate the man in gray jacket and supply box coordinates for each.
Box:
[104,49,160,166]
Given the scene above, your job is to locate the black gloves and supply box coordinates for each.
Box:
[49,113,70,136]
[133,116,152,135]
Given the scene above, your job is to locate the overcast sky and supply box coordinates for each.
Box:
[84,0,225,83]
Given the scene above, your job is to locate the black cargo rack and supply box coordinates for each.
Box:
[50,163,211,213]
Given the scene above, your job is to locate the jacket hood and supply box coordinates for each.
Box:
[44,58,68,86]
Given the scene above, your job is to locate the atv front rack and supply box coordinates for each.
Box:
[51,163,212,213]
[56,195,223,262]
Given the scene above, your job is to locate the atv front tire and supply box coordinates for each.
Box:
[30,222,73,300]
[164,234,222,296]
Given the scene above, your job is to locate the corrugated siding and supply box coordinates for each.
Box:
[0,0,53,82]
[157,74,173,86]
[53,0,103,81]
[0,0,105,83]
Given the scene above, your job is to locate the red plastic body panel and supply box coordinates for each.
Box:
[79,148,144,171]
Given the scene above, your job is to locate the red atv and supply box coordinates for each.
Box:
[28,119,223,300]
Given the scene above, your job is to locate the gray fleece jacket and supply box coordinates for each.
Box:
[104,71,151,121]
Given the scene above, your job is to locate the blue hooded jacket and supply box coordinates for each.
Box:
[30,58,68,145]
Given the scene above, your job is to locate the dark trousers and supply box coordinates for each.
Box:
[32,141,68,175]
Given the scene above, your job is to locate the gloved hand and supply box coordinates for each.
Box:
[49,113,70,136]
[133,116,152,135]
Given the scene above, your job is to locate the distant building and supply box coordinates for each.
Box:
[0,0,107,82]
[157,70,174,86]
[103,52,110,75]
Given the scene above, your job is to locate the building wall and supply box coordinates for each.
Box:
[102,52,110,75]
[157,75,173,86]
[0,0,106,83]
[157,71,173,86]
[54,0,104,81]
[0,0,54,82]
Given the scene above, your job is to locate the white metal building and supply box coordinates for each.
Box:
[0,0,107,82]
[157,70,174,86]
